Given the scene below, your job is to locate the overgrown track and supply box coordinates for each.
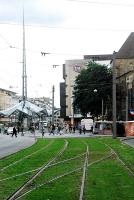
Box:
[0,140,54,172]
[79,144,89,200]
[0,152,86,182]
[7,139,68,200]
[103,142,134,179]
[12,148,113,200]
[0,138,133,200]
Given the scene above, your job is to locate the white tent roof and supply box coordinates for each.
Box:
[0,100,45,116]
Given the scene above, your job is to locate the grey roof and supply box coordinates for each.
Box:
[116,32,134,59]
[0,100,45,116]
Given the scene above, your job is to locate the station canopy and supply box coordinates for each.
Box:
[0,100,46,116]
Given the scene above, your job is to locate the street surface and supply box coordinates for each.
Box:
[0,131,134,159]
[0,133,35,159]
[123,138,134,148]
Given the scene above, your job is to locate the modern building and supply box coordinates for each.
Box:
[0,88,19,111]
[61,59,87,124]
[0,88,20,123]
[60,55,112,124]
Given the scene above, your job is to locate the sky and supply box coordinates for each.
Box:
[0,0,134,107]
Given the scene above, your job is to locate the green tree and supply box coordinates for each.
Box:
[73,61,112,119]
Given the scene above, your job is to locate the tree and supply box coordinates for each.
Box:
[73,61,112,118]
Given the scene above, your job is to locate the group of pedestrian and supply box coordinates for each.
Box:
[48,123,63,135]
[64,123,76,133]
[78,124,86,134]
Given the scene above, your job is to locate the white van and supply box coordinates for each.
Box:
[81,118,93,131]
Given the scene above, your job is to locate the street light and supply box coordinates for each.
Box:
[51,65,59,125]
[93,89,104,121]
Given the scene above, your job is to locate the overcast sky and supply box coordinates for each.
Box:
[0,0,134,107]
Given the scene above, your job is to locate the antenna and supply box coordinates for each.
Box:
[22,4,27,101]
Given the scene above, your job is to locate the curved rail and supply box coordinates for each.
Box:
[7,139,68,200]
[14,152,113,200]
[0,152,86,182]
[0,140,54,172]
[103,142,134,179]
[79,144,89,200]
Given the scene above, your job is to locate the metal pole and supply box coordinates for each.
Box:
[52,85,55,125]
[126,82,128,121]
[112,51,117,138]
[102,98,104,121]
[22,4,27,101]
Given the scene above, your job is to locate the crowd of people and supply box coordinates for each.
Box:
[2,121,87,138]
[46,122,87,135]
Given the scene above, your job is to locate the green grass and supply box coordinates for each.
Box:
[0,137,134,200]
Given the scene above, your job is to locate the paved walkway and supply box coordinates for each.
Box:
[122,138,134,148]
[0,134,35,159]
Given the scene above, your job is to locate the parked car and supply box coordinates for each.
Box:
[7,127,13,135]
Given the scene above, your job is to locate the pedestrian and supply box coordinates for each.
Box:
[12,127,17,137]
[73,124,76,133]
[69,123,72,133]
[49,124,55,135]
[83,125,86,134]
[65,123,69,133]
[78,123,82,134]
[21,126,24,136]
[17,126,20,134]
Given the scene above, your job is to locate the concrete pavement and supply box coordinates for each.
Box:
[122,138,134,148]
[0,133,35,159]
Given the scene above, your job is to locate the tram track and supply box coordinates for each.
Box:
[103,142,134,179]
[12,150,114,200]
[4,139,131,200]
[7,139,68,200]
[79,144,89,200]
[0,151,86,182]
[0,140,54,172]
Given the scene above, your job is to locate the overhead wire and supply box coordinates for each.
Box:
[66,0,134,7]
[0,21,133,33]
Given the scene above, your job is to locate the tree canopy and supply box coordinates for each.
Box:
[73,61,112,118]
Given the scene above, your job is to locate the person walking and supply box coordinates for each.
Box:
[78,123,82,134]
[12,127,17,137]
[69,123,72,133]
[49,124,55,135]
[83,125,86,134]
[73,124,76,133]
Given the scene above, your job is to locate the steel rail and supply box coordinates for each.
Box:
[0,152,86,182]
[0,140,54,172]
[14,152,114,200]
[7,139,68,200]
[103,142,134,179]
[79,144,89,200]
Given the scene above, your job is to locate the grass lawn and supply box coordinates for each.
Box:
[0,137,134,200]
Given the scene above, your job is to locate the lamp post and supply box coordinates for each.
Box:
[51,65,59,125]
[93,89,104,121]
[112,51,117,138]
[52,85,55,125]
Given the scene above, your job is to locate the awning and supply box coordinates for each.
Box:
[0,100,45,116]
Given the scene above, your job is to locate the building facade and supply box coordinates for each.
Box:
[115,32,134,120]
[0,88,20,123]
[63,59,87,124]
[0,88,19,111]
